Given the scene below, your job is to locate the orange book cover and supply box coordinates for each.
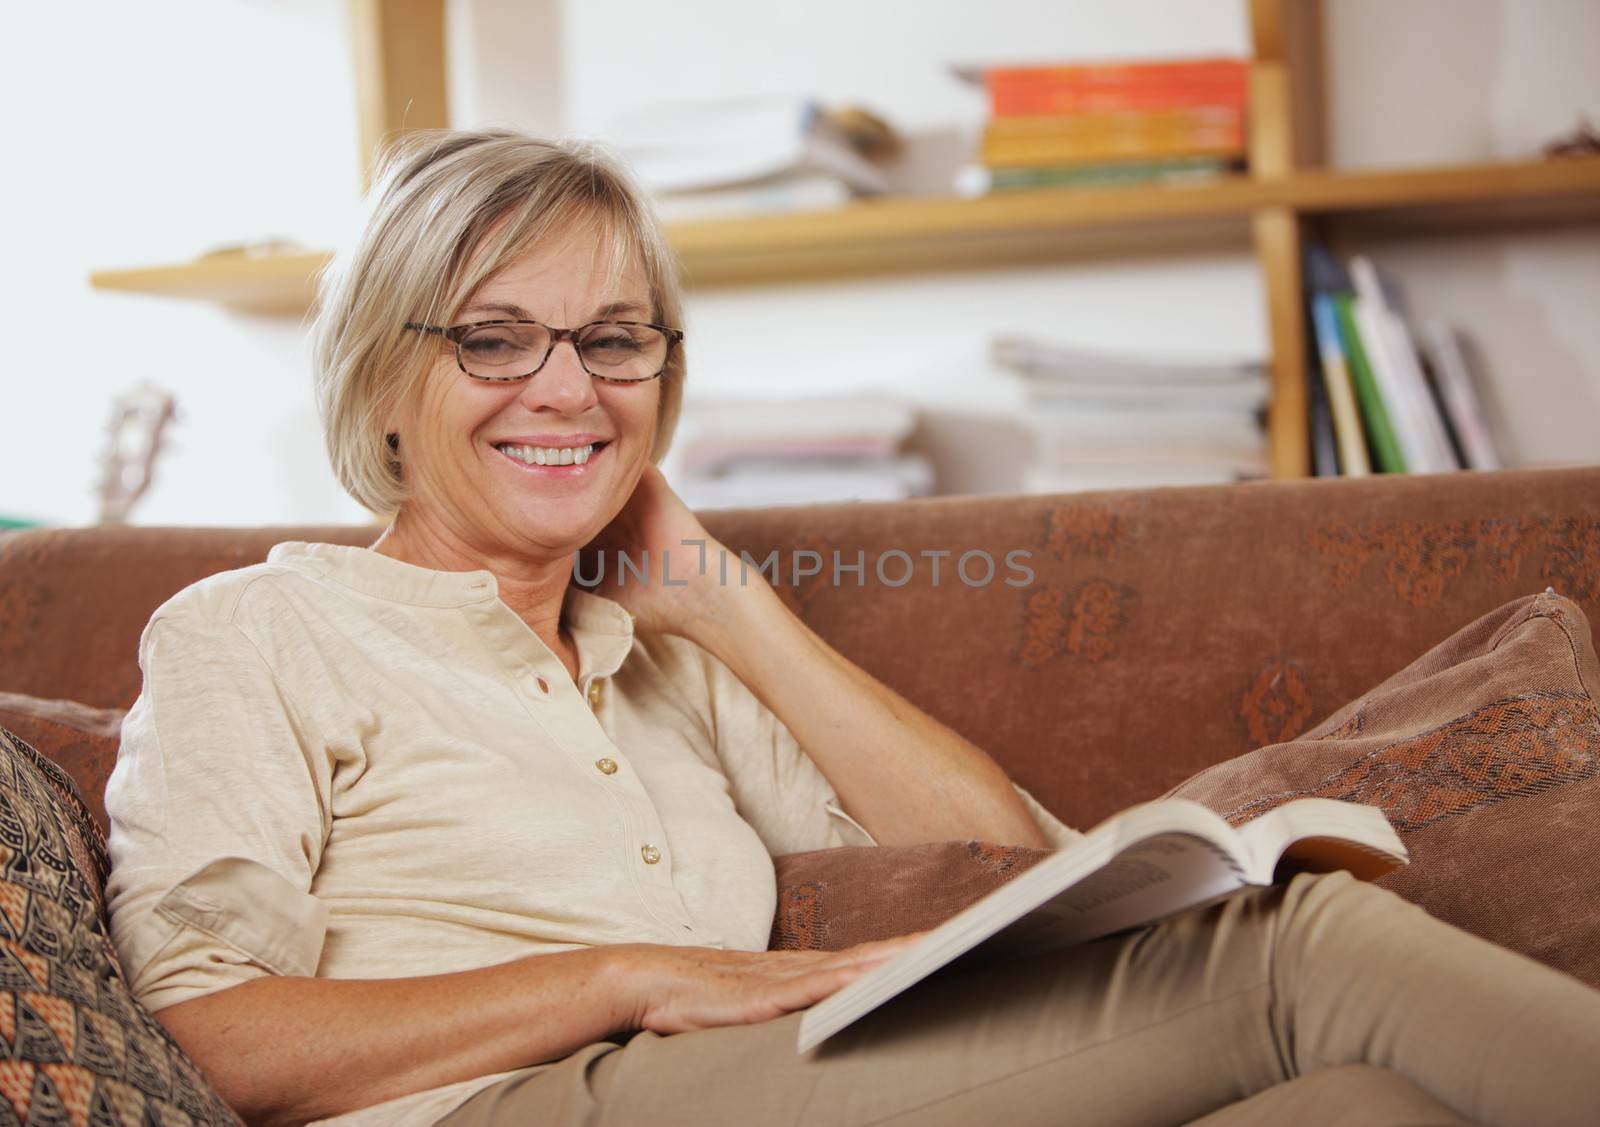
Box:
[981,57,1250,88]
[982,58,1249,116]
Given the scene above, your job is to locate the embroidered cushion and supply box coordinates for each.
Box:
[1165,590,1600,988]
[0,725,243,1125]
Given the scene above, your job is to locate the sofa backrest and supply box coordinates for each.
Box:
[2,465,1597,831]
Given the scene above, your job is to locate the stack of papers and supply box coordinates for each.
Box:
[599,95,891,222]
[992,336,1270,493]
[670,396,931,509]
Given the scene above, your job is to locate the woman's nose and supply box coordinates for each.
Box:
[518,338,598,414]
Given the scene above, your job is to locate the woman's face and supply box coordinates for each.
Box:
[390,222,662,562]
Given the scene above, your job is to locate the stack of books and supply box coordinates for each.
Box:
[953,56,1250,195]
[668,396,932,509]
[992,337,1270,493]
[597,95,892,223]
[1303,244,1504,476]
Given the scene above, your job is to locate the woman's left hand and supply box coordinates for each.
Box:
[579,464,729,636]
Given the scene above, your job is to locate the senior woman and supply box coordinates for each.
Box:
[104,128,1600,1127]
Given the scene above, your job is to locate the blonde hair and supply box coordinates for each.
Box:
[311,127,687,517]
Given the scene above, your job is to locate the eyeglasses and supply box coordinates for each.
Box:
[403,319,684,384]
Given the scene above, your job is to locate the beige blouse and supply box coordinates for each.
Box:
[104,541,1081,1126]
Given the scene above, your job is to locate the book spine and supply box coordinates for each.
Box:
[983,156,1232,190]
[1350,295,1435,472]
[1310,294,1372,476]
[1332,294,1408,473]
[982,58,1250,89]
[1421,321,1503,470]
[989,84,1249,116]
[984,106,1245,139]
[1348,257,1460,473]
[982,120,1245,150]
[1305,313,1341,477]
[981,131,1246,168]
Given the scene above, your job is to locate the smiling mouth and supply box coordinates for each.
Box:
[493,441,610,468]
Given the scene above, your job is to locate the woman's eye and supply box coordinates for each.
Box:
[464,337,517,356]
[588,334,642,352]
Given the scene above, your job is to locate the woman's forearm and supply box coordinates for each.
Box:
[155,944,644,1127]
[686,575,1048,849]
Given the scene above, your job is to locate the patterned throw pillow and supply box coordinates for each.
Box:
[1165,590,1600,988]
[0,725,244,1126]
[0,694,125,837]
[769,840,1052,951]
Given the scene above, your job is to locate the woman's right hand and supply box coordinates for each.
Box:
[620,934,927,1036]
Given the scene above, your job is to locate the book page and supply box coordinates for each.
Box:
[799,797,1403,1053]
[965,831,1247,964]
[799,806,1255,1052]
[1236,799,1408,882]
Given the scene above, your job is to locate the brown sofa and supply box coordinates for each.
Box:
[1,464,1597,1123]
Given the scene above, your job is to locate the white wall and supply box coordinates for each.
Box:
[556,0,1248,135]
[3,0,1595,526]
[1,0,371,526]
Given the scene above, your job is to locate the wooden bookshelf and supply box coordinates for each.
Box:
[86,0,1600,478]
[89,157,1600,301]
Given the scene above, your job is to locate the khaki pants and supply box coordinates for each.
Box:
[439,871,1600,1126]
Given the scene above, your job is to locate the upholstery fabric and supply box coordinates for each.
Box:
[0,726,242,1126]
[0,693,124,836]
[0,469,1595,1124]
[1,467,1596,834]
[1166,590,1600,988]
[768,841,1052,951]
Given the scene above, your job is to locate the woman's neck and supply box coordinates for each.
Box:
[371,512,581,682]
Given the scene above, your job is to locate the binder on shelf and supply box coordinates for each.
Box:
[1348,257,1460,474]
[1331,294,1407,474]
[1309,294,1371,476]
[1304,243,1397,474]
[1305,324,1341,478]
[1420,321,1504,471]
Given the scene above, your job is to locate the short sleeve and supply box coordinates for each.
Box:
[105,607,333,1013]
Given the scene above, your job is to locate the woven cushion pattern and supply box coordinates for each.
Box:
[1167,590,1600,988]
[0,726,242,1126]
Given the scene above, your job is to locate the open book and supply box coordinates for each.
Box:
[797,797,1406,1053]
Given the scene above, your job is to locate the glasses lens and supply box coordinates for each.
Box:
[459,323,549,379]
[578,323,669,381]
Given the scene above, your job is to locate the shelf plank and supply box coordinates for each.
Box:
[1287,157,1600,220]
[87,157,1600,306]
[669,182,1261,286]
[89,251,331,315]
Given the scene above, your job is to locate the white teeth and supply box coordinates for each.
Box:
[496,442,596,466]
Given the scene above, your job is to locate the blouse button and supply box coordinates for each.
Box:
[595,757,619,775]
[587,680,604,709]
[640,844,662,865]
